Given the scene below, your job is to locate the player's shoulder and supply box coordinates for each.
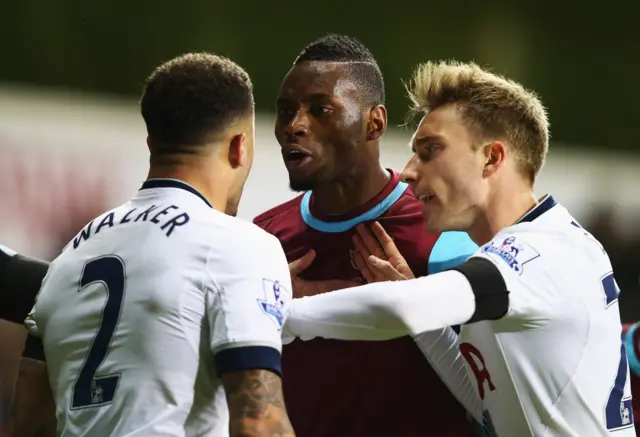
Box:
[474,218,595,279]
[471,225,551,278]
[252,194,304,229]
[204,216,288,279]
[206,210,280,246]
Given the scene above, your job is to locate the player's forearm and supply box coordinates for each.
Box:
[223,369,296,437]
[413,328,483,423]
[0,245,50,324]
[9,357,57,437]
[286,270,476,340]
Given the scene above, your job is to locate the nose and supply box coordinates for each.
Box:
[285,110,310,139]
[400,155,419,189]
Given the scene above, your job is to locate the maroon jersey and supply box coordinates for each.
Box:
[254,170,478,437]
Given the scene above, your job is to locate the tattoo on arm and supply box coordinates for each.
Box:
[222,369,295,437]
[9,357,57,437]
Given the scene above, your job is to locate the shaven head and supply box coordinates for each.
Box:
[294,34,385,107]
[275,35,387,192]
[140,52,254,163]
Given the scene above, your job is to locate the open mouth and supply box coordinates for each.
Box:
[282,146,313,169]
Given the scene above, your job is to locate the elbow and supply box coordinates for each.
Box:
[367,291,415,336]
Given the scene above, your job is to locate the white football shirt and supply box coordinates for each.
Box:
[461,195,635,436]
[26,179,293,437]
[284,194,636,437]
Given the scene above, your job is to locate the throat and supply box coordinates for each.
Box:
[311,166,390,216]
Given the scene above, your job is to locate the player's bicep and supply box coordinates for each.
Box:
[221,369,294,437]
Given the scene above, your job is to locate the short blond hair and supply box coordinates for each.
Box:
[406,60,549,182]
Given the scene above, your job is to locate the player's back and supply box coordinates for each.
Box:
[29,180,280,437]
[462,196,635,436]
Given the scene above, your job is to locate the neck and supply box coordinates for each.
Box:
[147,159,229,213]
[467,179,538,246]
[311,163,390,215]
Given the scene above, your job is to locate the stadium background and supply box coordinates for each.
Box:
[1,2,639,434]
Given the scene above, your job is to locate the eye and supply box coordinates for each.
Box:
[276,105,296,121]
[427,144,441,154]
[418,143,441,161]
[309,104,332,117]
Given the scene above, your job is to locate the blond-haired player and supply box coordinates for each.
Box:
[284,61,635,437]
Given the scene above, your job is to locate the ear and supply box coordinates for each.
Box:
[482,140,506,178]
[146,135,152,152]
[366,105,387,141]
[228,133,247,169]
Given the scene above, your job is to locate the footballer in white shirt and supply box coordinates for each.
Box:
[25,53,296,437]
[284,61,635,437]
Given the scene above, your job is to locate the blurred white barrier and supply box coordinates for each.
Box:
[1,85,639,258]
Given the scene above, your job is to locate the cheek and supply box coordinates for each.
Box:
[436,159,478,200]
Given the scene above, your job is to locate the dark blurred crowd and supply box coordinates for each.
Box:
[585,207,640,323]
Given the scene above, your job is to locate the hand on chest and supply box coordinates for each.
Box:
[284,227,431,280]
[287,234,362,281]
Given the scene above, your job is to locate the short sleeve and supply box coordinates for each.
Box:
[470,232,560,329]
[205,230,292,377]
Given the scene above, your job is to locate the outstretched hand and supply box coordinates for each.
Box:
[288,249,319,298]
[289,249,316,277]
[351,222,415,282]
[288,249,364,298]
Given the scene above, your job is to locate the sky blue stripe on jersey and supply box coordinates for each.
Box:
[427,232,478,274]
[214,345,282,377]
[625,323,640,377]
[300,181,409,233]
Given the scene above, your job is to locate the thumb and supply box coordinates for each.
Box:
[289,249,316,276]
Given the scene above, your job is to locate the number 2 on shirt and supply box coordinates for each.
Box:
[602,272,634,431]
[71,255,126,409]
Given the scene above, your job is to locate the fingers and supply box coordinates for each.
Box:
[289,249,316,276]
[367,255,407,281]
[352,246,376,283]
[370,221,399,257]
[355,223,385,259]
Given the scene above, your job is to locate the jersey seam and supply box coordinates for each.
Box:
[542,292,590,436]
[205,244,229,353]
[493,333,537,435]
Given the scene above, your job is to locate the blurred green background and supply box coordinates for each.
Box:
[1,4,640,435]
[3,0,638,152]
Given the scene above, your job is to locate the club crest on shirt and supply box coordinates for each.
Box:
[258,279,289,329]
[481,235,540,275]
[349,248,358,270]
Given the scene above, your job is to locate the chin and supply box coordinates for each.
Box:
[424,221,448,234]
[424,215,460,234]
[288,177,318,193]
